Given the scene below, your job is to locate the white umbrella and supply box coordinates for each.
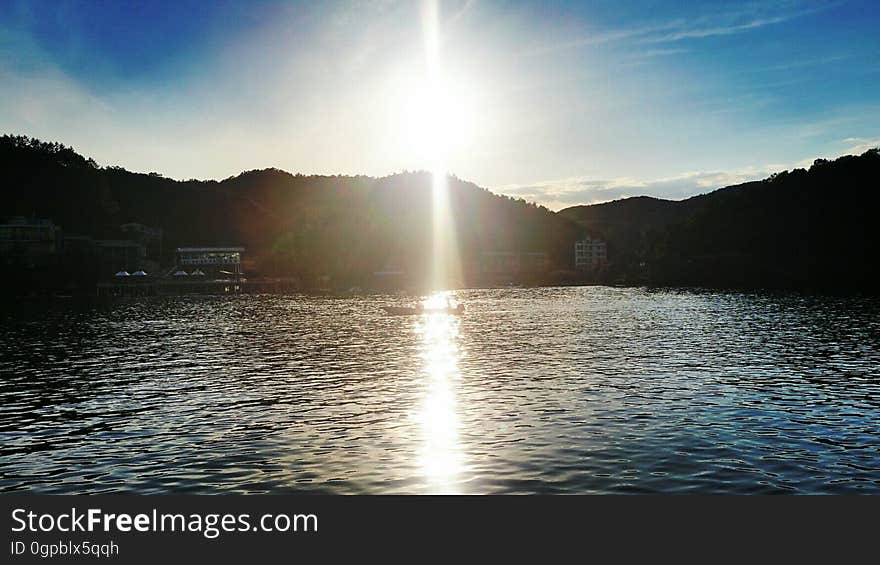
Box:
[114,271,130,277]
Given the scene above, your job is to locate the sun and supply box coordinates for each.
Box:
[384,0,479,173]
[400,78,477,169]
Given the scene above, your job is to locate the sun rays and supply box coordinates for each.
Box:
[421,0,463,291]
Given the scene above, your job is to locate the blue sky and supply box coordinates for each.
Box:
[1,0,878,208]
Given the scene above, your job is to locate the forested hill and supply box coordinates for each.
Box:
[560,148,880,289]
[3,134,877,291]
[0,135,580,286]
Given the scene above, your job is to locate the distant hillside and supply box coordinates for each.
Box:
[0,135,581,289]
[559,150,880,289]
[558,195,696,274]
[4,134,877,292]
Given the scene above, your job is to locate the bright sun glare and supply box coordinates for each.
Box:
[400,80,477,166]
[413,3,466,493]
[416,290,464,493]
[387,0,479,172]
[419,0,464,290]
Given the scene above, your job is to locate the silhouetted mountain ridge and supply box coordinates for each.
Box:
[1,135,580,288]
[3,134,877,290]
[560,151,879,288]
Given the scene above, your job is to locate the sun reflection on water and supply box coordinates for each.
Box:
[412,2,465,493]
[415,290,465,493]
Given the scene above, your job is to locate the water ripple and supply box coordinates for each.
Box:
[1,288,879,493]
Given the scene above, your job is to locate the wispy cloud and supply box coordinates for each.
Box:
[526,1,836,56]
[617,47,689,67]
[723,53,857,76]
[629,48,688,58]
[522,20,679,56]
[446,0,478,25]
[640,11,809,44]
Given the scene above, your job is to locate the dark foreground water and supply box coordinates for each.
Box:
[1,287,878,494]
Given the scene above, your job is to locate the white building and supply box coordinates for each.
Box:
[574,236,607,271]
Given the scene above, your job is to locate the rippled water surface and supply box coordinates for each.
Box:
[1,288,879,493]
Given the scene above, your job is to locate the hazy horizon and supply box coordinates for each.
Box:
[1,0,878,209]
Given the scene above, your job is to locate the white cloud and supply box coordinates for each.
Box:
[495,134,880,211]
[841,137,880,155]
[495,167,774,211]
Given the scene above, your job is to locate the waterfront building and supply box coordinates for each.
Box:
[575,236,608,271]
[176,247,244,279]
[120,223,163,260]
[93,239,148,274]
[0,216,62,267]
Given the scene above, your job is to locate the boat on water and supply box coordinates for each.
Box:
[382,304,465,316]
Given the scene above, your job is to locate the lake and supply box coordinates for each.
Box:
[1,287,878,493]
